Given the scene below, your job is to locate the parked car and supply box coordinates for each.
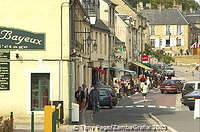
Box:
[87,88,113,109]
[160,80,183,94]
[164,67,175,77]
[181,89,200,110]
[106,88,118,106]
[182,81,200,96]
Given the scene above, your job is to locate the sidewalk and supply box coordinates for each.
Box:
[150,111,200,132]
[13,105,94,132]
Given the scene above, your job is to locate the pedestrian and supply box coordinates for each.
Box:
[139,75,146,92]
[114,80,120,97]
[89,86,100,113]
[146,77,151,89]
[82,84,88,107]
[142,82,149,101]
[75,86,85,111]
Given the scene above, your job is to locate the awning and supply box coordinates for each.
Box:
[131,62,153,70]
[92,67,105,74]
[110,67,136,75]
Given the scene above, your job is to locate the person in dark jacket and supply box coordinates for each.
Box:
[90,86,100,113]
[75,86,85,111]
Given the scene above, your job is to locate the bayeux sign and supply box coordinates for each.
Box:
[0,27,45,50]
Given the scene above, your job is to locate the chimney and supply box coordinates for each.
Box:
[146,3,152,9]
[137,2,144,11]
[190,8,194,13]
[158,3,162,11]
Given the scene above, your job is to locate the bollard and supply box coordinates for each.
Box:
[31,112,34,132]
[194,99,200,119]
[52,111,57,132]
[44,105,55,132]
[10,112,13,132]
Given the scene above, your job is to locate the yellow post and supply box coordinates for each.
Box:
[44,105,55,132]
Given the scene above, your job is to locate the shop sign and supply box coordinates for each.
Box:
[0,52,10,90]
[0,27,45,50]
[141,55,149,63]
[0,62,9,90]
[0,52,10,60]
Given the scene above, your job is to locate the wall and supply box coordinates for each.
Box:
[0,0,71,120]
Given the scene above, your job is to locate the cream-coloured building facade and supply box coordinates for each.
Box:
[141,9,190,56]
[0,0,72,123]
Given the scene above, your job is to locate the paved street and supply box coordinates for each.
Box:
[82,65,200,132]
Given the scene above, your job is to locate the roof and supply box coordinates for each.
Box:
[92,19,110,32]
[103,0,117,6]
[141,9,189,25]
[115,36,125,45]
[185,15,200,24]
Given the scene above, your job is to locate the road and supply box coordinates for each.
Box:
[174,66,200,81]
[84,65,199,132]
[84,87,176,132]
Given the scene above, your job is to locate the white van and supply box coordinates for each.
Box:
[182,81,200,96]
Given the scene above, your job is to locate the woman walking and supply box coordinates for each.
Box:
[142,82,149,101]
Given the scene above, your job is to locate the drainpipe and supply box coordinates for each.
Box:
[60,0,74,124]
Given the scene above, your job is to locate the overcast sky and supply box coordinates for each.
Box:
[195,0,200,4]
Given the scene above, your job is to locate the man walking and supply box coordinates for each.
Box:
[82,84,88,107]
[75,86,85,111]
[90,86,100,113]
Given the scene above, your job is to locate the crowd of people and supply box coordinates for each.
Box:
[75,84,100,113]
[112,70,172,100]
[75,70,171,113]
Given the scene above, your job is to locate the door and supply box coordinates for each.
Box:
[31,73,50,111]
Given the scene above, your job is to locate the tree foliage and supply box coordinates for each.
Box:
[126,0,200,10]
[141,44,175,64]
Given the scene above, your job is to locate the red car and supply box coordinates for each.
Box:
[160,80,183,94]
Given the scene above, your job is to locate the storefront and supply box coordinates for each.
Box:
[0,0,72,122]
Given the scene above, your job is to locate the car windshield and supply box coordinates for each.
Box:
[99,89,109,96]
[184,83,195,91]
[165,67,173,70]
[163,80,176,84]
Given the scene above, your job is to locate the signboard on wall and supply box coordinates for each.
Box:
[0,52,10,90]
[141,55,149,63]
[0,27,45,50]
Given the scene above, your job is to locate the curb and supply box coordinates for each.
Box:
[148,113,178,132]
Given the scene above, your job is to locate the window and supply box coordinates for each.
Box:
[177,25,182,35]
[166,25,170,35]
[31,73,50,111]
[96,32,98,52]
[150,25,155,35]
[176,39,181,46]
[198,83,200,89]
[104,34,107,55]
[150,39,155,48]
[100,33,102,54]
[184,83,195,91]
[166,39,170,47]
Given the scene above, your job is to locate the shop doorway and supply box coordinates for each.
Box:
[31,73,50,111]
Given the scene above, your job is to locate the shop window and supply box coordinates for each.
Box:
[31,73,50,111]
[150,39,155,48]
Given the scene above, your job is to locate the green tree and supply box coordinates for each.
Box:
[126,0,200,10]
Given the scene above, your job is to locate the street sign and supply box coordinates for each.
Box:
[141,55,149,63]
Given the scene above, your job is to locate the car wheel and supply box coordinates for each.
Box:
[189,106,194,111]
[161,91,164,94]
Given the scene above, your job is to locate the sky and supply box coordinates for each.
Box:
[195,0,200,4]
